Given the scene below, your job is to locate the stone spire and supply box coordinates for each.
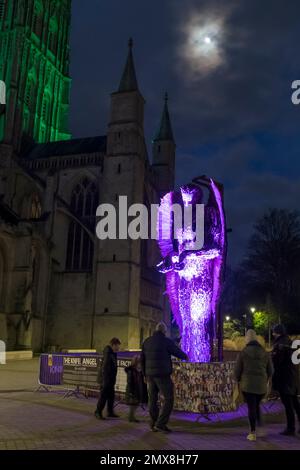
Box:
[118,38,139,92]
[153,92,174,142]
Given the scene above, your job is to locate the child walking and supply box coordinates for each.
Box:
[125,355,147,422]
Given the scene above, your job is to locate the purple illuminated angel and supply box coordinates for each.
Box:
[157,177,227,362]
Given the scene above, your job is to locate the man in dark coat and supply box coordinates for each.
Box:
[141,322,188,433]
[95,337,121,420]
[272,324,300,435]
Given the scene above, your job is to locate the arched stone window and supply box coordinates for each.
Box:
[141,192,151,265]
[24,73,36,113]
[23,109,30,133]
[30,193,42,219]
[32,1,43,37]
[24,80,32,109]
[39,124,46,142]
[40,91,51,141]
[23,72,36,138]
[41,95,49,123]
[49,17,58,54]
[66,178,98,271]
[0,1,6,22]
[17,0,25,24]
[140,327,144,348]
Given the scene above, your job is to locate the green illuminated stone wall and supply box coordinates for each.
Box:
[0,0,72,146]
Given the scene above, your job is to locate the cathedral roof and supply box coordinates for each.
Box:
[153,93,174,142]
[25,136,107,159]
[118,38,139,92]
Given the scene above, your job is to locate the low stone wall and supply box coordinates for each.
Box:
[6,350,33,361]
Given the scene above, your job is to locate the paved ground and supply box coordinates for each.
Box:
[0,359,300,450]
[0,358,39,392]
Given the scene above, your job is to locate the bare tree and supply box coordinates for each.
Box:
[241,208,300,328]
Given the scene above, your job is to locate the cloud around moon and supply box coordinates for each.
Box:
[177,8,230,79]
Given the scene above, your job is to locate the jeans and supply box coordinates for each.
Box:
[243,392,264,432]
[96,382,115,415]
[147,376,174,428]
[279,393,300,431]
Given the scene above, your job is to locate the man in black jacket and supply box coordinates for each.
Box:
[95,337,121,420]
[141,322,188,433]
[272,324,300,435]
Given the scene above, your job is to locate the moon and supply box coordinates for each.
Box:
[190,24,220,58]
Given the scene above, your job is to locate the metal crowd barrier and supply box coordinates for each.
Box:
[36,354,64,392]
[36,353,295,417]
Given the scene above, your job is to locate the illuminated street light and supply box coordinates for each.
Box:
[225,316,230,321]
[250,307,256,313]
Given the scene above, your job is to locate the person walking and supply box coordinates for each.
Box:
[235,329,273,441]
[141,322,188,433]
[272,324,300,436]
[125,355,148,422]
[95,337,121,420]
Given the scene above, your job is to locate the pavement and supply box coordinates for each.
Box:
[0,358,39,392]
[0,359,300,450]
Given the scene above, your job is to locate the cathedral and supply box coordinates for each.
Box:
[0,0,175,352]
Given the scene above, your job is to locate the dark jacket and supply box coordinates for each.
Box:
[272,334,299,395]
[125,366,148,405]
[141,331,187,377]
[97,345,118,387]
[235,341,273,395]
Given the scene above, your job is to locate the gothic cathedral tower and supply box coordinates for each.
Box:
[95,39,148,349]
[152,93,176,197]
[0,0,71,149]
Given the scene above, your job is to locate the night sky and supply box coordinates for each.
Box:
[69,0,300,265]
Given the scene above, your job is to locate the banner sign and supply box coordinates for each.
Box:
[62,354,133,393]
[115,357,132,393]
[63,355,99,389]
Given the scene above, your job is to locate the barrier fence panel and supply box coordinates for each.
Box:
[38,354,64,387]
[115,357,132,393]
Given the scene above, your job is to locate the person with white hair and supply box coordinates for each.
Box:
[141,321,188,433]
[235,329,273,441]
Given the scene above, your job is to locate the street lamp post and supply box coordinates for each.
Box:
[244,307,255,335]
